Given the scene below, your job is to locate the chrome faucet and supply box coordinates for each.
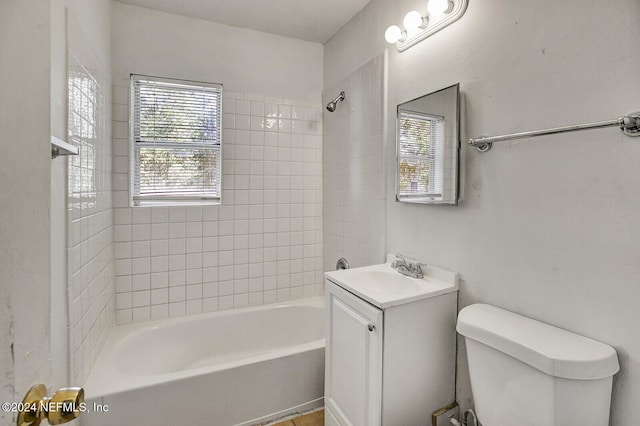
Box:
[391,255,425,279]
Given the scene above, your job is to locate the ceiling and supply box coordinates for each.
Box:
[116,0,371,44]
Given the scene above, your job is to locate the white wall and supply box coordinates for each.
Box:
[0,1,52,422]
[111,2,324,323]
[0,1,112,419]
[112,2,323,103]
[50,0,69,390]
[324,0,640,424]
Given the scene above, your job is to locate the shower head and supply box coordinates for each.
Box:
[326,91,345,112]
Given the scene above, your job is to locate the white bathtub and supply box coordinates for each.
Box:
[83,298,325,426]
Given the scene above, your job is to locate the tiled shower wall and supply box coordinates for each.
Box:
[66,17,114,384]
[112,87,324,324]
[323,55,386,271]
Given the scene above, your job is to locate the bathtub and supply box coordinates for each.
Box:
[83,297,325,426]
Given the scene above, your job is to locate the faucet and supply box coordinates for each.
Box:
[391,255,425,279]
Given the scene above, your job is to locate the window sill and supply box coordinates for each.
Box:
[396,195,443,204]
[132,199,221,208]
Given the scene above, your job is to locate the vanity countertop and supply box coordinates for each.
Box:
[324,257,458,309]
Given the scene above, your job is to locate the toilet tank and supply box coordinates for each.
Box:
[457,304,619,426]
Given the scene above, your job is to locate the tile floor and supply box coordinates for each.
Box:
[264,408,324,426]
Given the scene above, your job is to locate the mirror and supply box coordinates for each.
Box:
[396,83,460,204]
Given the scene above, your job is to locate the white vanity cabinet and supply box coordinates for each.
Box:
[325,281,383,426]
[324,260,458,426]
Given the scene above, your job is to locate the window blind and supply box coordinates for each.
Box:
[397,111,445,199]
[131,75,222,206]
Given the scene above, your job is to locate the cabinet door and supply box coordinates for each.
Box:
[325,280,383,426]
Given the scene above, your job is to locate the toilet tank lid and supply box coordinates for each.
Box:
[457,304,620,380]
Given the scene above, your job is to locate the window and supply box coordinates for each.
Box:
[397,110,444,200]
[130,75,222,206]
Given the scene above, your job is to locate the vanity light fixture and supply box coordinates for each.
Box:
[428,0,453,15]
[384,25,405,44]
[403,11,427,32]
[385,0,468,52]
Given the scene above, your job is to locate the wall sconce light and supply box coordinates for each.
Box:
[385,0,468,52]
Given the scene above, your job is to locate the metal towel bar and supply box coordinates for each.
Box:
[469,111,640,152]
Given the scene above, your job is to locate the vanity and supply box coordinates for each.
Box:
[324,256,458,426]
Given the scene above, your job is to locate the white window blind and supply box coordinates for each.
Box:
[397,111,445,199]
[131,75,222,206]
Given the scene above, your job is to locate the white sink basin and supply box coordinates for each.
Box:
[347,270,423,295]
[324,258,458,309]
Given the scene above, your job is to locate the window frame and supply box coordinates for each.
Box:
[129,74,223,207]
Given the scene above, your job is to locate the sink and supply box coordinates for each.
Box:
[324,256,458,309]
[348,270,423,295]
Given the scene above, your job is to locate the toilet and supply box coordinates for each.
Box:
[456,304,619,426]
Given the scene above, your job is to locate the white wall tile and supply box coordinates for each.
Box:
[203,282,219,298]
[116,293,132,309]
[150,272,168,289]
[132,241,150,258]
[168,239,186,255]
[235,130,250,145]
[113,92,323,324]
[132,306,150,322]
[132,290,150,308]
[323,58,385,275]
[116,309,132,325]
[168,286,185,303]
[233,294,249,308]
[186,207,202,222]
[132,224,150,241]
[150,256,168,273]
[151,207,168,223]
[114,208,132,225]
[169,301,185,317]
[169,255,185,271]
[236,100,250,115]
[278,104,291,119]
[72,58,116,384]
[186,222,203,237]
[168,271,185,286]
[132,273,150,291]
[132,208,150,224]
[203,252,218,268]
[219,295,234,311]
[186,269,202,285]
[186,299,202,315]
[151,304,169,320]
[115,276,132,293]
[223,113,236,129]
[236,115,250,130]
[203,297,219,313]
[151,223,169,240]
[186,253,202,269]
[202,206,219,221]
[114,242,132,259]
[168,207,185,222]
[169,223,186,239]
[132,257,150,275]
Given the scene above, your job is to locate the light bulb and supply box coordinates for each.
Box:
[384,25,404,44]
[428,0,451,15]
[403,11,424,32]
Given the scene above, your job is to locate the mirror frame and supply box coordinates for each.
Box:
[395,83,460,205]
